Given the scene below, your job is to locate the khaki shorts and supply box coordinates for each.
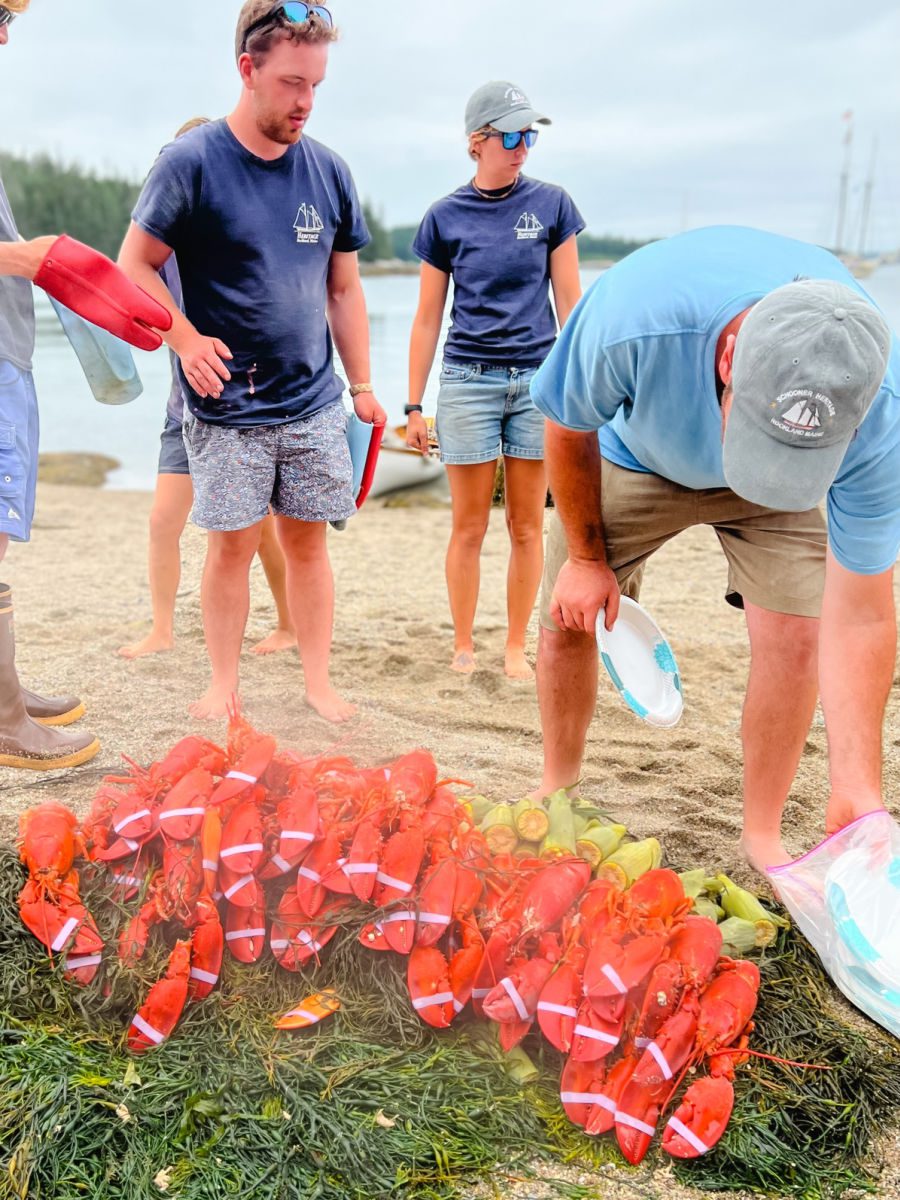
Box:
[539,459,827,630]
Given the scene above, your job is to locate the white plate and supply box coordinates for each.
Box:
[595,596,683,727]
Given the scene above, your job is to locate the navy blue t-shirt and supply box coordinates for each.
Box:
[413,176,584,366]
[132,120,369,426]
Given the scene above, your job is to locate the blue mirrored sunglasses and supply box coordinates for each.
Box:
[241,3,333,50]
[486,129,539,151]
[0,8,16,28]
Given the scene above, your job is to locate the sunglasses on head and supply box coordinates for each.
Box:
[485,129,539,151]
[0,8,16,28]
[241,3,333,51]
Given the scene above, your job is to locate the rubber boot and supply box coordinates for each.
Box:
[0,585,86,725]
[0,591,100,770]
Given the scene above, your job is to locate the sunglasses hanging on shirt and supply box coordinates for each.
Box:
[484,129,539,151]
[241,2,333,50]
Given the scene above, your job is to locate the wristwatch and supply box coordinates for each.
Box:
[404,404,424,415]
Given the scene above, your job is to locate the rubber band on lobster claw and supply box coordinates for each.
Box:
[32,235,172,352]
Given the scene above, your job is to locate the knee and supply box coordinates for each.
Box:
[207,533,259,569]
[506,512,542,549]
[148,505,186,542]
[451,519,489,553]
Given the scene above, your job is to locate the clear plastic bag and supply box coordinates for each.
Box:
[768,810,900,1040]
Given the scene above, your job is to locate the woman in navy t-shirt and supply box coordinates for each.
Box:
[407,81,584,679]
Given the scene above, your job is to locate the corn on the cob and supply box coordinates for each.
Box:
[461,794,494,824]
[692,895,724,923]
[595,837,662,887]
[575,822,627,868]
[513,839,542,860]
[718,915,779,953]
[511,797,550,843]
[503,1044,540,1086]
[480,804,519,855]
[540,789,578,858]
[716,873,789,929]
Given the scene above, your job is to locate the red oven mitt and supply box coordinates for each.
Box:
[33,235,172,352]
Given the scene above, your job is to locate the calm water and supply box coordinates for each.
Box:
[31,263,900,491]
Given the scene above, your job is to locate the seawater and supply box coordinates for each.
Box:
[30,264,900,492]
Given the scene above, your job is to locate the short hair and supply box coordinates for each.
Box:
[174,116,211,139]
[467,125,492,162]
[234,0,338,65]
[3,1,32,13]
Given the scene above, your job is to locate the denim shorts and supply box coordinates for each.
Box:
[0,359,39,542]
[182,401,355,531]
[158,414,190,475]
[434,362,544,465]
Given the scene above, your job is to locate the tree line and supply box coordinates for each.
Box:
[2,152,647,265]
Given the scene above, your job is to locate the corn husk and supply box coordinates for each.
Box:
[575,822,627,868]
[678,868,708,899]
[461,794,494,824]
[511,798,550,843]
[480,804,518,855]
[692,896,724,922]
[572,812,591,839]
[718,915,779,953]
[539,789,577,858]
[716,873,790,929]
[503,1044,540,1086]
[513,840,542,860]
[594,837,662,887]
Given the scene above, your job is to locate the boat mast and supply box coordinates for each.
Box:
[834,110,853,254]
[857,137,877,258]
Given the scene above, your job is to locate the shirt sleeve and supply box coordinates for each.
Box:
[412,207,452,274]
[131,143,194,251]
[333,167,370,253]
[531,289,633,430]
[826,396,900,574]
[549,188,586,252]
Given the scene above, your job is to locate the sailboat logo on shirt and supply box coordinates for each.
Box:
[514,212,544,240]
[294,202,325,244]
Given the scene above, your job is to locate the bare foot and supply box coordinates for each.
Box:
[189,684,236,721]
[304,687,356,724]
[825,796,885,837]
[250,628,296,656]
[451,651,476,675]
[739,835,793,877]
[117,631,174,660]
[504,647,534,681]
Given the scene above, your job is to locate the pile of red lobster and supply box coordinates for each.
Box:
[15,715,761,1166]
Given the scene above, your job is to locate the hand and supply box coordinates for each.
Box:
[406,412,430,455]
[175,331,233,399]
[352,390,387,427]
[550,557,621,635]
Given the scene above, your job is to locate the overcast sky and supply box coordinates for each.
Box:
[2,1,898,250]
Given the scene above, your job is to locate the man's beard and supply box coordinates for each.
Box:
[257,107,305,145]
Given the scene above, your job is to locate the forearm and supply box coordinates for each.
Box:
[0,242,36,279]
[327,281,371,385]
[819,556,896,800]
[545,420,608,561]
[408,312,442,407]
[115,251,196,354]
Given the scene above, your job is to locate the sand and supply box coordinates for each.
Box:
[3,479,899,1198]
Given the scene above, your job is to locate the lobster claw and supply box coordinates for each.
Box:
[209,733,277,807]
[276,989,341,1030]
[559,1055,607,1130]
[408,944,454,1028]
[537,958,584,1053]
[358,919,391,952]
[156,767,212,842]
[187,894,223,1001]
[662,1075,735,1158]
[569,997,622,1063]
[126,939,191,1054]
[224,899,267,964]
[341,816,382,902]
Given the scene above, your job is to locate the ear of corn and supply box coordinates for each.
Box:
[539,790,577,858]
[480,804,519,855]
[575,823,627,868]
[716,873,790,929]
[718,915,779,953]
[692,895,724,922]
[462,794,494,824]
[595,837,662,887]
[511,798,550,843]
[513,840,542,860]
[678,868,708,899]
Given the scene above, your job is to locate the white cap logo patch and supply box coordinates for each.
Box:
[770,389,836,441]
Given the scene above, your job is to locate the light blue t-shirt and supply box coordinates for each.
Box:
[531,225,900,575]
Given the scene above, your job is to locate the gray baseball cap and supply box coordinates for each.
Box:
[722,279,891,511]
[464,81,551,135]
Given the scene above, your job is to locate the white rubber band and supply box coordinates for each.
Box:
[220,842,264,859]
[225,927,266,942]
[223,875,255,901]
[65,953,101,970]
[416,912,452,926]
[114,808,152,834]
[226,770,256,784]
[375,871,413,893]
[574,1023,619,1046]
[601,962,628,995]
[646,1039,674,1080]
[281,830,315,842]
[665,1115,710,1155]
[202,859,218,873]
[283,1007,319,1023]
[131,1013,165,1044]
[269,854,292,874]
[537,1001,578,1018]
[615,1111,656,1137]
[500,977,530,1022]
[412,991,454,1011]
[190,967,218,985]
[51,916,81,952]
[380,910,417,924]
[160,807,205,821]
[342,862,378,875]
[471,987,491,999]
[297,866,322,884]
[112,874,142,888]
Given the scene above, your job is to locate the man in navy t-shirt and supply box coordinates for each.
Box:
[119,0,385,723]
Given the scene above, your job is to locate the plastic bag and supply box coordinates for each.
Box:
[768,810,900,1039]
[48,295,144,405]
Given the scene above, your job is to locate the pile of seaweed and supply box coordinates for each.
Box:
[0,843,897,1200]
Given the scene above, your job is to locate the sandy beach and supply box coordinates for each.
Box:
[2,478,900,1198]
